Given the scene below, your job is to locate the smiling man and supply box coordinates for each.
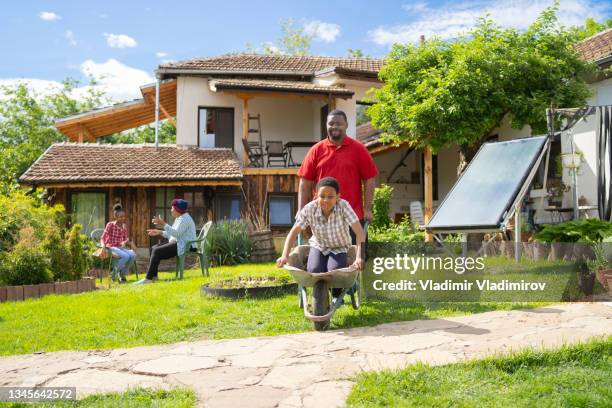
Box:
[298,109,378,243]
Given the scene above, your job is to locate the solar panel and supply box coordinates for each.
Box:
[426,136,548,231]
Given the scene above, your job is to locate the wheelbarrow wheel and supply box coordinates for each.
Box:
[312,280,330,331]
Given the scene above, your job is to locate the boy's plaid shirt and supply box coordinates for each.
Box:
[295,198,358,255]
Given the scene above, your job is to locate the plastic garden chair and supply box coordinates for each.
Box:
[90,228,138,286]
[176,220,213,279]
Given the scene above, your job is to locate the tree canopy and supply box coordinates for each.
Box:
[368,6,596,172]
[0,79,176,193]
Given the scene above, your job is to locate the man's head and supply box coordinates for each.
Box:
[326,109,348,142]
[171,198,188,218]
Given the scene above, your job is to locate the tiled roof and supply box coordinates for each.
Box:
[356,122,383,147]
[210,78,354,96]
[158,54,384,75]
[575,28,612,63]
[19,143,242,185]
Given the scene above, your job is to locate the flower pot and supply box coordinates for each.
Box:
[578,273,595,295]
[561,153,581,169]
[596,269,612,290]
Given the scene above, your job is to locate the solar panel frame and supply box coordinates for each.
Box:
[425,135,549,232]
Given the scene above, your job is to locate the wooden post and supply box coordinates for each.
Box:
[424,147,433,242]
[241,96,250,166]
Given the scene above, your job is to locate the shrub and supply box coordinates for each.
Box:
[372,184,393,229]
[534,219,612,243]
[369,215,425,243]
[41,225,73,282]
[204,220,252,266]
[0,190,65,252]
[0,228,52,285]
[65,224,91,281]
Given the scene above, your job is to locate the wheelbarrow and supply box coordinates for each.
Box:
[283,244,362,331]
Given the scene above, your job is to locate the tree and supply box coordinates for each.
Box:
[368,6,595,175]
[98,120,176,144]
[0,79,105,193]
[263,18,313,55]
[570,17,612,41]
[347,48,369,58]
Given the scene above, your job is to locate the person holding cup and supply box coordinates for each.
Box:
[135,198,196,284]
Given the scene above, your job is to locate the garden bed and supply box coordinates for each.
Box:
[201,276,297,298]
[0,277,96,302]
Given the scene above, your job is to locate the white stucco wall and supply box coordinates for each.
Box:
[176,76,380,164]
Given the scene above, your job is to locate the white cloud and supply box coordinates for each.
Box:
[304,20,341,43]
[78,58,154,101]
[104,33,138,48]
[39,11,61,21]
[64,30,77,46]
[369,0,609,46]
[401,2,429,14]
[1,59,154,105]
[155,51,168,58]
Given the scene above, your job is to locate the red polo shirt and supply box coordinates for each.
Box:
[298,136,378,219]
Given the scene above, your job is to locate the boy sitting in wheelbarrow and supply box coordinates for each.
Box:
[276,177,365,302]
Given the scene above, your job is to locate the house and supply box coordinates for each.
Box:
[18,54,385,260]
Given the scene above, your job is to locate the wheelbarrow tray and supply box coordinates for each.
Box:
[283,265,358,288]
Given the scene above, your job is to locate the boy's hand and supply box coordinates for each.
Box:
[352,258,364,270]
[276,256,288,268]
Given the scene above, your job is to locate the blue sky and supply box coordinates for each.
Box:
[1,0,610,102]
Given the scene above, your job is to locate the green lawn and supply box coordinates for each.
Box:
[347,336,612,407]
[0,388,196,408]
[0,263,539,356]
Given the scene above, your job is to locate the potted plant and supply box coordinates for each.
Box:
[594,240,612,292]
[546,179,570,208]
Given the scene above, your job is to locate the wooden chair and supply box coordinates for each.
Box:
[176,220,213,279]
[90,228,138,286]
[241,138,264,167]
[266,141,287,167]
[409,201,425,228]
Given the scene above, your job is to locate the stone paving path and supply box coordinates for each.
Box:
[1,302,611,407]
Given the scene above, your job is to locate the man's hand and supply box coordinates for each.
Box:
[363,210,373,223]
[276,256,288,268]
[147,229,163,237]
[152,214,166,227]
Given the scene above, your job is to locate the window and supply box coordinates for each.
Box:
[182,190,206,229]
[215,193,241,221]
[268,194,295,227]
[198,107,234,149]
[71,192,107,238]
[155,187,176,226]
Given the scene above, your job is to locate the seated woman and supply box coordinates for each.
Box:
[100,204,136,283]
[276,177,365,299]
[136,198,196,284]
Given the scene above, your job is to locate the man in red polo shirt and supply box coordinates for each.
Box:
[298,109,378,240]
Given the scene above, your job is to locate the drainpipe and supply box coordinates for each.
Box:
[154,77,160,148]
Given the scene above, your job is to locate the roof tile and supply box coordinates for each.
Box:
[19,143,242,184]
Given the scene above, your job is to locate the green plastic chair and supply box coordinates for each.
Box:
[176,220,213,279]
[90,228,138,285]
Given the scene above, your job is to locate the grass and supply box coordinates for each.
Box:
[346,336,612,407]
[0,388,196,408]
[0,262,542,356]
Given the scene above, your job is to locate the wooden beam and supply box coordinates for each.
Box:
[423,146,433,242]
[77,124,94,143]
[242,168,299,176]
[28,180,243,188]
[158,102,177,128]
[240,96,252,166]
[224,90,349,101]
